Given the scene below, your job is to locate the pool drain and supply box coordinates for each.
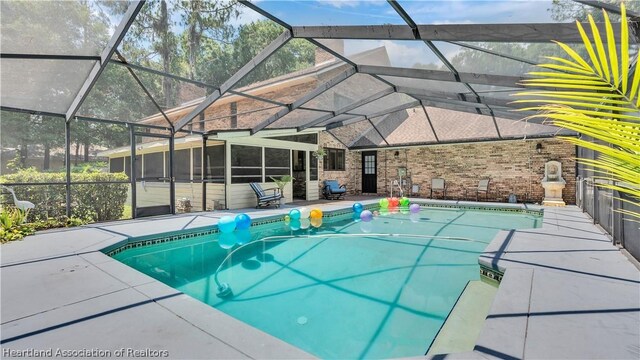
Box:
[297,316,308,325]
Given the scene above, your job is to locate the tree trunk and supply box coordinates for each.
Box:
[43,144,50,170]
[74,141,80,166]
[84,141,90,162]
[159,0,173,107]
[19,141,28,167]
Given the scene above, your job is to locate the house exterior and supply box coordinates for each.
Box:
[101,45,576,212]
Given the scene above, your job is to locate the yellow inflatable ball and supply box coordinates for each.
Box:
[310,217,323,228]
[310,209,323,219]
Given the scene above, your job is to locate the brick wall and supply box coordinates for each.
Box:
[342,138,576,205]
[317,131,353,197]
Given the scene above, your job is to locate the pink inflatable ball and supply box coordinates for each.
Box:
[389,197,399,207]
[360,210,374,222]
[409,203,421,214]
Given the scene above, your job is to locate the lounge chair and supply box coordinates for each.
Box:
[322,180,346,200]
[430,178,446,199]
[249,182,282,208]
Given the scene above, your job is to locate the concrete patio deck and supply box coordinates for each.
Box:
[1,200,638,359]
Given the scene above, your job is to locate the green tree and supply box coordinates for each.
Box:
[233,21,315,87]
[176,0,239,80]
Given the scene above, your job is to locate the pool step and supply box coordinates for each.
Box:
[426,279,498,356]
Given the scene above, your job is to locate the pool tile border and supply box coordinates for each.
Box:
[105,203,542,258]
[479,265,504,283]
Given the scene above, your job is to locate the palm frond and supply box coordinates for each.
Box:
[516,3,640,220]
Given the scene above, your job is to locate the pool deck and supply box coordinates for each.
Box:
[1,200,639,359]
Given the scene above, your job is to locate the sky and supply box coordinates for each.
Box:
[251,0,559,26]
[242,0,562,68]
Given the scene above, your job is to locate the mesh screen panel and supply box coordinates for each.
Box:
[1,59,96,114]
[1,1,128,56]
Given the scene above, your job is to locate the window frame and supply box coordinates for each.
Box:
[323,148,346,171]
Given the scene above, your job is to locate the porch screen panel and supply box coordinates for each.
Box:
[193,148,202,180]
[265,148,290,178]
[174,149,191,181]
[231,145,262,184]
[205,145,225,183]
[110,158,125,173]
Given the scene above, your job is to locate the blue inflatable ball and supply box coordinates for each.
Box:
[289,209,301,221]
[289,219,301,231]
[352,203,363,213]
[352,212,362,222]
[236,229,252,245]
[218,232,237,249]
[218,216,236,233]
[235,213,252,230]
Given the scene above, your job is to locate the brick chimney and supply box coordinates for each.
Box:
[315,39,344,65]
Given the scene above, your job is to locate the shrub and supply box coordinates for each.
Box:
[0,208,34,243]
[1,168,129,223]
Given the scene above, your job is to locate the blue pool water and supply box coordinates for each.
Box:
[113,207,541,358]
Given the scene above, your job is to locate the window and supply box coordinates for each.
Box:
[265,148,290,178]
[364,154,375,175]
[310,154,318,180]
[231,145,262,184]
[323,148,345,171]
[205,144,225,183]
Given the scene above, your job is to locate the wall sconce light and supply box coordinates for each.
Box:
[394,150,400,158]
[536,143,543,154]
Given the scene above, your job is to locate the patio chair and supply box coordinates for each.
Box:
[322,180,346,200]
[249,182,282,208]
[466,179,491,202]
[430,178,446,199]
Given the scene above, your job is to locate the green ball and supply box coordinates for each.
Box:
[399,197,410,207]
[379,198,389,208]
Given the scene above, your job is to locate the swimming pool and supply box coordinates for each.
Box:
[112,205,541,359]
